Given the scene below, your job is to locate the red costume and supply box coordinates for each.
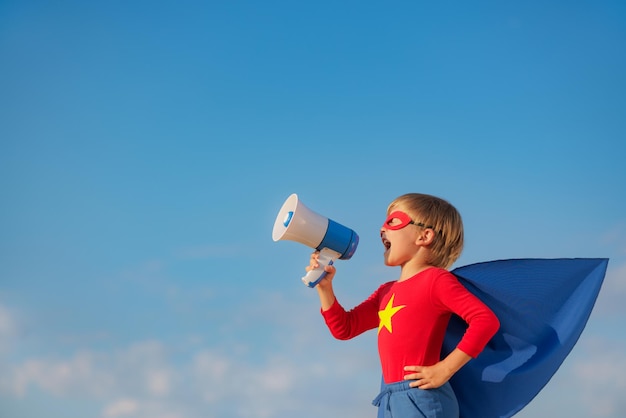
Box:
[322,267,499,384]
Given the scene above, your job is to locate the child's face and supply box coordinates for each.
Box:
[380,209,422,266]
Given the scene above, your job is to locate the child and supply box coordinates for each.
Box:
[307,193,500,418]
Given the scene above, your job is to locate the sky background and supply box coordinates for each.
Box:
[1,1,625,417]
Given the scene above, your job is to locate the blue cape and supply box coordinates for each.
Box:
[443,258,608,418]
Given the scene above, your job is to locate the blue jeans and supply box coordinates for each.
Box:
[372,380,459,418]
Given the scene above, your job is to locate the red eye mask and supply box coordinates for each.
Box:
[383,211,439,233]
[382,211,414,230]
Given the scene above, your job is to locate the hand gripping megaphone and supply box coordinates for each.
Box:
[272,193,359,287]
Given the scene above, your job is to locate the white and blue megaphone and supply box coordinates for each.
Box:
[272,193,359,287]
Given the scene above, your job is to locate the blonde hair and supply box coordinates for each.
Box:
[387,193,464,269]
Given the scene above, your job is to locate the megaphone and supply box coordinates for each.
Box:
[272,193,359,287]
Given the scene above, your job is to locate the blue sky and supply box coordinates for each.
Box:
[1,1,625,417]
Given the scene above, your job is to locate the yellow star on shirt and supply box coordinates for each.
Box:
[378,293,406,334]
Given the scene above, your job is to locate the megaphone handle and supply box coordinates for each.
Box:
[302,248,341,288]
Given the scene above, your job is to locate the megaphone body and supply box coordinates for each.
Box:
[272,193,359,287]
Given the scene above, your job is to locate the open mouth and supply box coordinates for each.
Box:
[382,237,391,251]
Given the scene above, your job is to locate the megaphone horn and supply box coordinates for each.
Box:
[272,194,359,287]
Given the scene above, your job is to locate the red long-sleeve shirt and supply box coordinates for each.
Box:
[321,267,500,383]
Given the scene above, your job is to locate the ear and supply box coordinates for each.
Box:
[416,228,436,246]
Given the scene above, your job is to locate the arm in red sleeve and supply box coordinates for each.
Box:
[321,287,383,340]
[433,272,500,358]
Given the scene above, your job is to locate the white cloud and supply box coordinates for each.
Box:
[146,369,171,396]
[0,293,381,418]
[8,350,114,397]
[0,304,16,356]
[0,336,379,418]
[102,398,139,418]
[101,398,187,418]
[572,338,626,417]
